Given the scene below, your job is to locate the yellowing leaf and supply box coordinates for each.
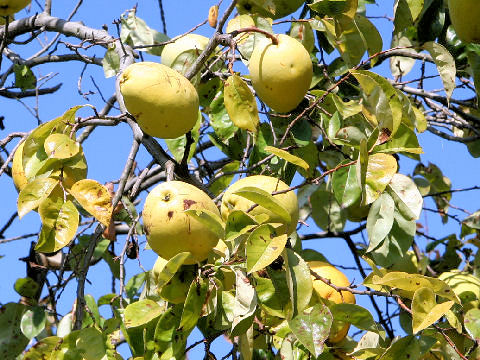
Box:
[17,178,58,218]
[224,75,259,133]
[233,186,291,225]
[44,133,80,160]
[264,146,309,170]
[36,198,79,253]
[412,287,454,334]
[184,208,225,239]
[246,224,287,274]
[365,153,397,204]
[371,272,460,303]
[69,179,113,227]
[423,42,456,102]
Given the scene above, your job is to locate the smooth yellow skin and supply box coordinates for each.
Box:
[448,0,480,43]
[249,34,312,113]
[237,0,304,19]
[119,62,199,139]
[143,181,220,264]
[309,261,356,343]
[220,175,299,235]
[0,0,29,16]
[161,34,210,68]
[152,257,196,304]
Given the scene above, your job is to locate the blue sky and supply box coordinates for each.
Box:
[1,0,480,358]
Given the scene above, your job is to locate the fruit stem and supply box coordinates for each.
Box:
[230,27,279,45]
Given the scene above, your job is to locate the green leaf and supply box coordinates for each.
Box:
[290,21,315,53]
[423,42,456,101]
[264,146,309,170]
[224,75,259,133]
[14,277,39,298]
[310,188,346,232]
[57,313,73,337]
[370,272,460,303]
[414,163,451,223]
[239,326,254,360]
[365,153,398,204]
[335,126,367,147]
[180,278,208,332]
[153,252,191,289]
[329,303,377,332]
[232,268,257,336]
[246,224,288,274]
[43,133,80,159]
[120,11,159,52]
[36,198,79,253]
[332,161,361,208]
[357,138,368,203]
[366,192,395,252]
[380,335,436,360]
[233,186,292,224]
[23,106,88,171]
[17,177,58,218]
[283,248,313,319]
[102,45,120,78]
[375,122,423,155]
[69,179,113,227]
[20,307,46,340]
[209,161,241,196]
[287,303,332,358]
[254,275,289,318]
[14,64,37,90]
[124,299,163,328]
[125,272,146,300]
[165,111,201,163]
[185,208,225,239]
[351,70,402,141]
[390,34,416,77]
[209,88,238,141]
[387,173,423,221]
[412,287,454,334]
[464,308,480,342]
[0,303,29,359]
[74,327,108,360]
[22,336,61,360]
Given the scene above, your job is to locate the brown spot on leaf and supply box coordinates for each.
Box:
[183,199,197,210]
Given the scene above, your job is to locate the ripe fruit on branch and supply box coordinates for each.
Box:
[161,34,210,69]
[119,62,199,139]
[309,261,356,343]
[152,256,196,304]
[0,0,30,16]
[448,0,480,43]
[143,181,220,264]
[236,0,304,20]
[248,34,312,113]
[220,175,299,235]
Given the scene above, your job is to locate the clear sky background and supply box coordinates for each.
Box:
[1,1,480,358]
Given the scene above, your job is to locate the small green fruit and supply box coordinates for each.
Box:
[119,62,199,139]
[248,34,312,113]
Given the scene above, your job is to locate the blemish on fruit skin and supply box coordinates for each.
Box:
[183,199,197,210]
[167,211,174,219]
